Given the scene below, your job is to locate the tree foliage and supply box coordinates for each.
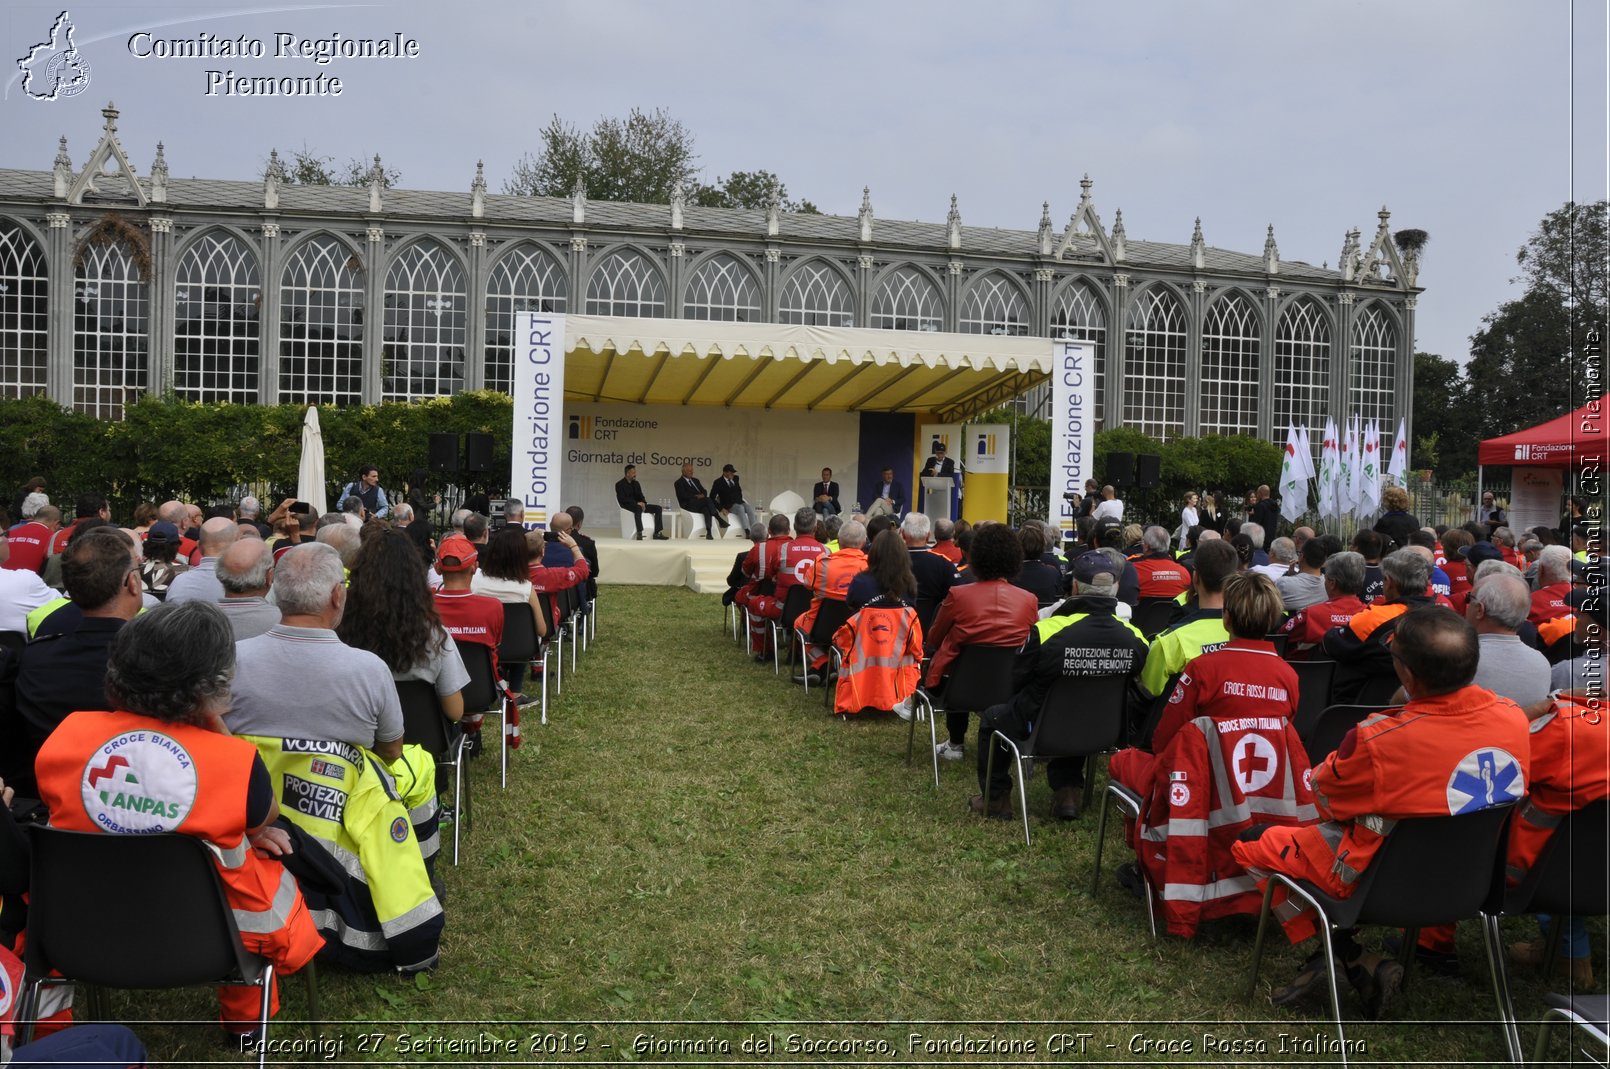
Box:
[268,146,400,188]
[1466,200,1608,441]
[0,393,513,520]
[504,109,699,204]
[1411,351,1477,479]
[693,169,820,214]
[504,109,819,212]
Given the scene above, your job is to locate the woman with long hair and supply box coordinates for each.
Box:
[1198,493,1221,533]
[337,528,468,723]
[847,528,918,608]
[1178,491,1200,550]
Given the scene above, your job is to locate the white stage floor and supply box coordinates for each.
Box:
[593,532,746,594]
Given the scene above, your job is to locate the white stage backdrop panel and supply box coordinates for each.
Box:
[1510,467,1564,536]
[512,312,566,530]
[562,403,859,534]
[1049,340,1096,539]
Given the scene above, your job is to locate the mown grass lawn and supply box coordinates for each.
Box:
[106,586,1596,1065]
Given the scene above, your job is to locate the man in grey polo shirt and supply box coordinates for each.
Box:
[227,542,403,760]
[214,538,281,641]
[1467,571,1552,708]
[164,516,239,604]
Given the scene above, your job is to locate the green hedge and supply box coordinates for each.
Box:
[0,392,515,519]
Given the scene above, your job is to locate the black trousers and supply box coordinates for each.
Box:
[629,503,664,534]
[976,700,1082,794]
[685,499,720,535]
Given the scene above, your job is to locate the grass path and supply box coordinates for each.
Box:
[114,587,1584,1064]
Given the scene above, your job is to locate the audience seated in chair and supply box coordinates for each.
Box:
[791,519,870,683]
[1321,549,1438,704]
[1110,573,1314,937]
[1233,606,1530,1016]
[34,601,323,1037]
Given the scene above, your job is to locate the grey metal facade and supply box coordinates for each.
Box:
[0,105,1423,446]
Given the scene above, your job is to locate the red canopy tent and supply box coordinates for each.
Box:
[1478,395,1608,467]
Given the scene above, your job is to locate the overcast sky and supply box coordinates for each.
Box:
[5,0,1605,367]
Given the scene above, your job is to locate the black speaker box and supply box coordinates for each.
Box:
[427,432,459,473]
[1106,451,1134,487]
[464,432,494,473]
[1135,453,1161,488]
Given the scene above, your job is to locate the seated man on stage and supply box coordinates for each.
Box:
[712,464,759,534]
[864,467,905,520]
[616,464,667,540]
[675,463,721,539]
[812,468,841,518]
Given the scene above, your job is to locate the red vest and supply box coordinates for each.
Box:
[1507,698,1609,885]
[1133,555,1192,600]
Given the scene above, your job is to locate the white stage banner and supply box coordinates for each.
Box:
[965,424,1011,474]
[1510,467,1564,535]
[919,423,963,461]
[512,311,566,530]
[562,402,858,534]
[1049,340,1097,539]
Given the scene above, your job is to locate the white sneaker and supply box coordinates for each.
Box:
[892,696,914,721]
[935,740,964,762]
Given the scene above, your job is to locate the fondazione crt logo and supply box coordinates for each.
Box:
[17,11,92,101]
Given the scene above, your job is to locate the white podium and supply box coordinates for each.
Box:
[921,477,953,527]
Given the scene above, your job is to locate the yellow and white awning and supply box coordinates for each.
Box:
[563,314,1052,422]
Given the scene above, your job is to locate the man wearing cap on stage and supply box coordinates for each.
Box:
[864,468,905,521]
[712,464,759,534]
[615,464,667,540]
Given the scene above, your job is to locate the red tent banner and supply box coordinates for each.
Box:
[1477,396,1608,467]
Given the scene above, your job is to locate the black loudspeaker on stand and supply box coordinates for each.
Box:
[464,432,493,473]
[428,432,460,473]
[1106,451,1134,487]
[1135,453,1161,489]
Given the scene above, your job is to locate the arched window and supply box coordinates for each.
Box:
[1273,298,1331,448]
[1350,304,1397,430]
[1199,293,1260,436]
[0,222,47,399]
[1049,281,1108,429]
[280,236,364,406]
[777,261,853,326]
[174,232,260,403]
[73,240,148,419]
[585,249,665,317]
[382,239,467,402]
[683,253,761,322]
[958,273,1028,336]
[869,266,942,332]
[485,244,567,395]
[1122,286,1186,440]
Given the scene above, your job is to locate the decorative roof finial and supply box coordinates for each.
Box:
[367,153,384,213]
[571,173,586,224]
[766,180,782,237]
[149,142,168,203]
[1111,208,1126,261]
[263,148,281,210]
[1190,217,1205,270]
[670,178,685,230]
[1078,173,1092,204]
[101,101,118,133]
[1037,201,1053,256]
[946,194,961,250]
[471,159,486,219]
[52,136,72,198]
[858,186,873,242]
[1264,223,1278,274]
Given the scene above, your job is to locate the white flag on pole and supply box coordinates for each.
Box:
[1358,421,1382,518]
[1279,424,1307,523]
[1297,424,1316,480]
[1339,416,1358,514]
[1317,417,1340,521]
[1387,417,1409,483]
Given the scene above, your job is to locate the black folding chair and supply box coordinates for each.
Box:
[1483,799,1610,1058]
[984,674,1130,845]
[1301,704,1400,765]
[395,679,468,866]
[1245,804,1518,1067]
[452,637,504,786]
[1263,632,1288,657]
[18,827,318,1067]
[771,584,814,674]
[1132,598,1180,639]
[1091,779,1158,939]
[911,645,1019,788]
[802,599,856,707]
[538,592,568,694]
[1532,992,1609,1067]
[1289,659,1338,744]
[560,586,583,672]
[914,596,942,635]
[0,630,24,657]
[496,601,546,786]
